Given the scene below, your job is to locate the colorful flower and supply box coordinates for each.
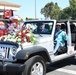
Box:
[0,26,37,45]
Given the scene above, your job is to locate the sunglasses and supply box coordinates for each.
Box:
[57,25,61,26]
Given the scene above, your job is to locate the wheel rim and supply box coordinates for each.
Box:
[31,62,44,75]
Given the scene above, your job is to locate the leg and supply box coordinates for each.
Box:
[54,41,60,54]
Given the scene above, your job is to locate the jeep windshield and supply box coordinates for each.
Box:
[23,20,54,34]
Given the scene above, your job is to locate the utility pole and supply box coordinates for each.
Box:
[35,0,36,19]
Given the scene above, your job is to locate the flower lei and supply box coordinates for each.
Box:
[0,27,37,45]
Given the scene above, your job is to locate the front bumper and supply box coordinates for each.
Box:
[0,62,25,73]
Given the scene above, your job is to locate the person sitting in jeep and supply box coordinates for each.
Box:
[54,23,68,55]
[39,23,49,33]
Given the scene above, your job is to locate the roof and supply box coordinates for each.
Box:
[0,1,20,8]
[25,19,56,22]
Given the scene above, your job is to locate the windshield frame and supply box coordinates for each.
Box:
[23,20,54,35]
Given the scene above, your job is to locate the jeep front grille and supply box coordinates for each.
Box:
[0,44,16,60]
[0,46,11,59]
[0,52,2,58]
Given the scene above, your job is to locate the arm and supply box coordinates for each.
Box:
[62,31,68,41]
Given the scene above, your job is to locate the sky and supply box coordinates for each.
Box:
[5,0,70,19]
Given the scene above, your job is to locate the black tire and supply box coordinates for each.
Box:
[22,55,46,75]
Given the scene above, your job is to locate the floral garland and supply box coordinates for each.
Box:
[0,27,37,45]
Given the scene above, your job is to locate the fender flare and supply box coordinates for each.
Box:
[15,46,51,62]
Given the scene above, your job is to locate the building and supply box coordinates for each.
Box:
[0,0,20,19]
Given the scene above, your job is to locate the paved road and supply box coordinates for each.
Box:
[1,57,76,75]
[46,56,76,75]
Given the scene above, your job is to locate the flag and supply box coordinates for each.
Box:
[9,9,13,17]
[3,7,6,19]
[3,9,13,19]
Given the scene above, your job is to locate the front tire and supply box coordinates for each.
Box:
[22,55,46,75]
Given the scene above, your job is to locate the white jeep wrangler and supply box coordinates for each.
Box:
[0,20,76,75]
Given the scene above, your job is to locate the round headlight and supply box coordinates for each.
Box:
[12,47,17,55]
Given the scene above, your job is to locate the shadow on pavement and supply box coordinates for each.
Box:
[46,56,76,73]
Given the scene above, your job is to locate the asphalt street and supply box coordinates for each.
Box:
[1,57,76,75]
[46,56,76,75]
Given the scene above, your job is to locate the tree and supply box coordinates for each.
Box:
[60,7,70,19]
[59,0,76,20]
[51,3,60,19]
[69,0,76,19]
[41,2,60,19]
[25,17,38,20]
[40,0,76,20]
